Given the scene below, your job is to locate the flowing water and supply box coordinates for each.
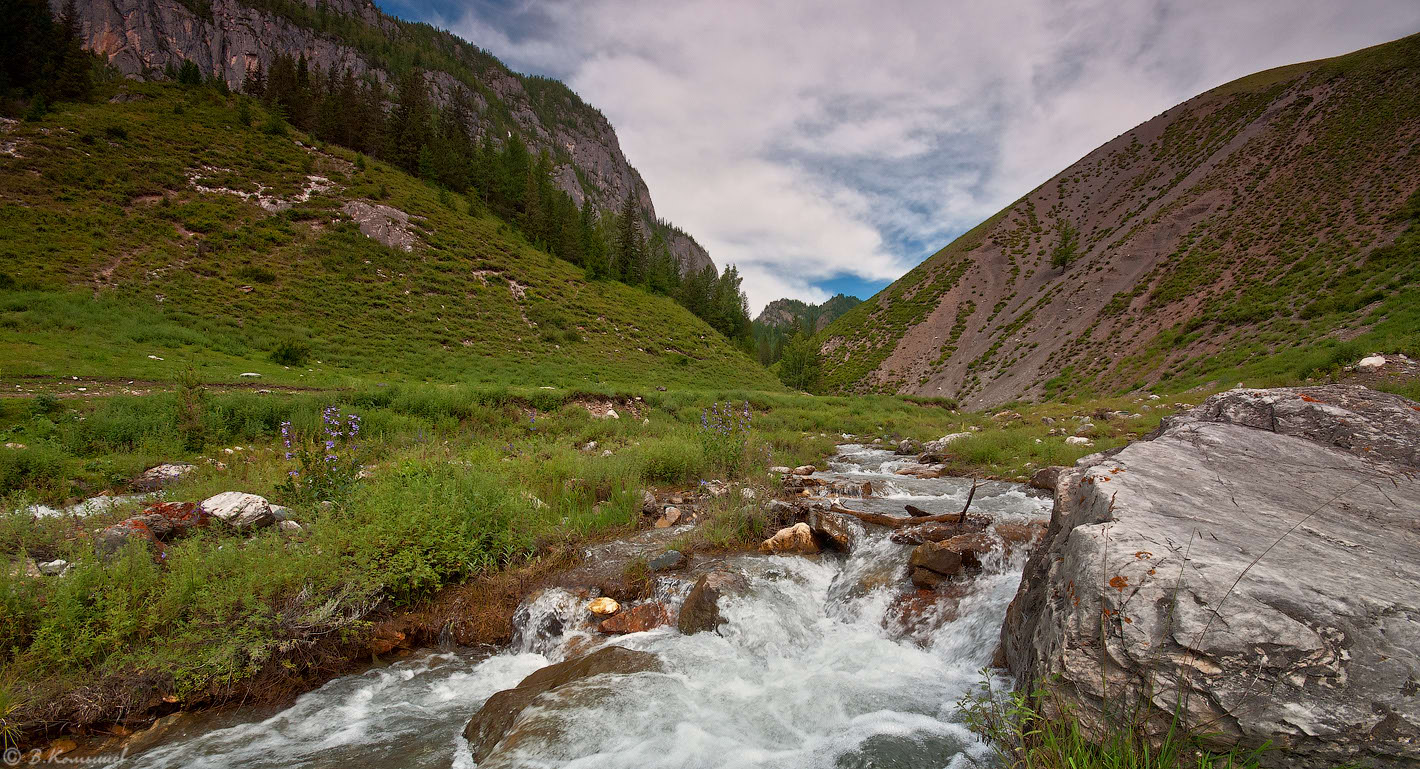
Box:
[118,445,1050,769]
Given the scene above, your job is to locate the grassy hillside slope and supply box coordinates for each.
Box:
[818,34,1420,406]
[0,81,777,391]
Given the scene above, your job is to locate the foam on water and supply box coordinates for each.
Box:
[119,446,1047,769]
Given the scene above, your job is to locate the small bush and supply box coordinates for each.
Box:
[0,443,69,494]
[29,394,61,419]
[269,339,310,366]
[236,264,278,284]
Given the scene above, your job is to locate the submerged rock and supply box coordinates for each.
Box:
[808,509,858,552]
[464,646,663,763]
[1000,385,1420,768]
[677,570,749,635]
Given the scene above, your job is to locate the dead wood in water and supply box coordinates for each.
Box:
[831,503,985,528]
[833,480,984,529]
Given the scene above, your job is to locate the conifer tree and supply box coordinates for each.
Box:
[242,61,266,98]
[51,0,93,101]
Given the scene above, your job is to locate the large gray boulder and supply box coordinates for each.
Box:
[999,385,1420,767]
[464,646,662,764]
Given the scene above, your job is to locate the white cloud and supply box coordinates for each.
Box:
[435,0,1420,313]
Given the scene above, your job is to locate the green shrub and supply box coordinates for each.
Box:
[270,339,310,366]
[0,444,68,494]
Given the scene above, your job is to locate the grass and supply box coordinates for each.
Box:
[962,683,1268,769]
[0,381,1066,736]
[0,82,776,393]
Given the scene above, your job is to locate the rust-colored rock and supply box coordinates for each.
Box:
[369,626,407,655]
[599,602,671,634]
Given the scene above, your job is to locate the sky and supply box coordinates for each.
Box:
[378,0,1420,314]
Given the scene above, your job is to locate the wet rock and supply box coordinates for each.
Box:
[766,499,798,521]
[599,602,671,634]
[992,522,1048,556]
[640,490,658,516]
[908,533,994,587]
[678,570,750,635]
[759,522,819,555]
[201,492,275,530]
[122,712,187,755]
[1001,385,1420,768]
[909,567,949,589]
[647,550,685,571]
[895,438,922,455]
[920,432,971,460]
[894,463,945,479]
[885,584,975,643]
[890,517,990,545]
[369,626,408,655]
[808,509,858,552]
[133,462,196,492]
[586,597,620,616]
[1029,466,1064,492]
[791,465,816,476]
[464,646,663,763]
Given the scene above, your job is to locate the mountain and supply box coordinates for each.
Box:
[756,294,862,333]
[53,0,714,275]
[751,294,861,368]
[0,81,777,391]
[817,34,1420,407]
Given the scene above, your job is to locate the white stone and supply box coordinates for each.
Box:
[1356,355,1387,370]
[202,492,274,530]
[1065,436,1093,446]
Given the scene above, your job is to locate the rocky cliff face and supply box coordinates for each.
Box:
[756,294,862,332]
[999,385,1420,767]
[58,0,713,274]
[817,34,1420,406]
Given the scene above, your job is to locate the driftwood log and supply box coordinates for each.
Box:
[831,479,983,529]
